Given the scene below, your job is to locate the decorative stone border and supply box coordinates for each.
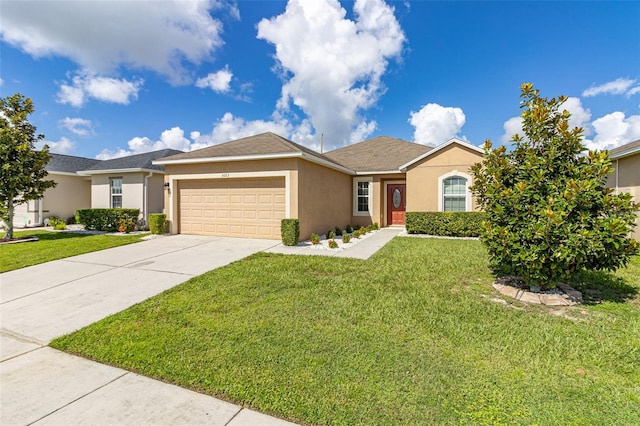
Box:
[0,236,39,245]
[493,282,583,306]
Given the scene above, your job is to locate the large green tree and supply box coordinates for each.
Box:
[1,93,56,240]
[471,83,639,289]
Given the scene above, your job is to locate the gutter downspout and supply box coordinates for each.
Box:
[144,171,153,226]
[615,159,619,194]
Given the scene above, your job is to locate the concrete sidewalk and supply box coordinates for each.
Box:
[265,227,404,259]
[1,235,296,426]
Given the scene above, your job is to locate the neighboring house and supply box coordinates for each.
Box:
[154,132,483,240]
[607,139,640,240]
[12,153,100,228]
[77,149,183,225]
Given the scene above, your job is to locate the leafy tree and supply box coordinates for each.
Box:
[471,83,639,289]
[0,93,56,240]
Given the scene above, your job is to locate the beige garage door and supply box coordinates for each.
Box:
[178,178,286,239]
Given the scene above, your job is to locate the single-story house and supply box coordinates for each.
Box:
[607,139,640,240]
[154,132,483,240]
[77,149,183,225]
[12,153,99,228]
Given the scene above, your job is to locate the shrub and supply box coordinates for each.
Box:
[405,212,487,237]
[345,224,353,233]
[328,239,338,249]
[47,216,65,228]
[342,234,351,244]
[75,208,140,232]
[118,218,135,233]
[149,213,167,235]
[328,230,335,239]
[471,83,639,289]
[310,233,320,245]
[280,219,299,246]
[372,222,379,230]
[352,229,361,239]
[66,216,76,225]
[334,226,343,236]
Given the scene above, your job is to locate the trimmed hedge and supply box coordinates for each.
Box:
[281,219,300,246]
[148,213,167,235]
[75,208,140,232]
[405,212,486,237]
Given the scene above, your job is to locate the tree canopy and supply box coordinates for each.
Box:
[470,83,639,289]
[0,93,56,240]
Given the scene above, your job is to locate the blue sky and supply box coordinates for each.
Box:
[1,0,639,159]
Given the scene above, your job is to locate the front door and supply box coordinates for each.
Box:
[387,184,406,225]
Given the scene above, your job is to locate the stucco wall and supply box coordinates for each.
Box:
[91,173,144,211]
[296,159,351,239]
[608,155,640,240]
[146,173,166,216]
[406,144,483,212]
[44,173,92,220]
[11,173,91,228]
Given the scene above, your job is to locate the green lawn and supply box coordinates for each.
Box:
[51,238,640,425]
[0,230,148,273]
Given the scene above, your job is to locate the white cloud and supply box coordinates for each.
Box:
[583,78,636,97]
[584,112,640,151]
[626,86,640,97]
[57,74,143,107]
[196,66,233,93]
[409,103,466,145]
[257,0,405,149]
[0,0,230,83]
[500,97,591,143]
[96,126,192,159]
[190,112,292,150]
[37,136,75,154]
[59,117,94,136]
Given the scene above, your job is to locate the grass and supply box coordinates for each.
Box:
[0,229,148,272]
[51,238,640,425]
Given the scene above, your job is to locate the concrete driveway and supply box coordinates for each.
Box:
[1,234,297,426]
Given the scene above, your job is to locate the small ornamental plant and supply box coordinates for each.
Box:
[342,234,351,244]
[328,239,339,249]
[118,219,135,234]
[372,222,379,230]
[328,230,335,239]
[310,233,320,244]
[352,229,361,239]
[345,224,353,233]
[334,226,343,236]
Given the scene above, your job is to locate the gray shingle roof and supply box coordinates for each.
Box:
[46,153,102,173]
[324,136,432,172]
[609,139,640,159]
[157,132,339,165]
[83,149,183,172]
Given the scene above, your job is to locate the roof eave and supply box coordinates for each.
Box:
[610,146,640,160]
[152,152,302,166]
[300,152,355,175]
[77,168,163,175]
[353,170,403,175]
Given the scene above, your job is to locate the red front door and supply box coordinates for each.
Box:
[387,184,406,225]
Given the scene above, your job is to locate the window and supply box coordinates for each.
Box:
[110,178,122,208]
[353,177,373,216]
[443,176,467,212]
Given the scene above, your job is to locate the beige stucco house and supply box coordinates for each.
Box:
[77,149,182,225]
[607,139,640,240]
[12,153,99,228]
[154,132,483,240]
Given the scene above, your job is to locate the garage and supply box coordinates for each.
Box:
[178,177,286,239]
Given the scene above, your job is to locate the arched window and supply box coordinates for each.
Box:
[442,176,467,212]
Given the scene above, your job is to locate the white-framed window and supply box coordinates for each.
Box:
[438,171,472,212]
[353,177,373,216]
[110,178,123,208]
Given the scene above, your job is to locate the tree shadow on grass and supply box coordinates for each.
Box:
[15,231,94,242]
[568,270,638,305]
